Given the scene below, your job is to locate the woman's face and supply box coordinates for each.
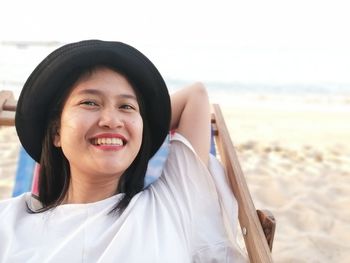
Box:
[54,67,143,182]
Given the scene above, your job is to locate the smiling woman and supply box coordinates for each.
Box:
[53,67,144,205]
[0,40,247,262]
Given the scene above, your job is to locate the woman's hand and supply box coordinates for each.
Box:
[170,82,211,166]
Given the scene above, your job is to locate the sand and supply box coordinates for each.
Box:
[1,94,349,262]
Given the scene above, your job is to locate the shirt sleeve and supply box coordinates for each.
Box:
[159,133,247,262]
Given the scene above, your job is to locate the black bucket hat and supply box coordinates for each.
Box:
[15,40,171,163]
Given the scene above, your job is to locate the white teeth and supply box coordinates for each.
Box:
[94,138,123,146]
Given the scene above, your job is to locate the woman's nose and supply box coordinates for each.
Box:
[98,108,123,129]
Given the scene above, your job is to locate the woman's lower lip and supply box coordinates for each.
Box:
[92,145,124,151]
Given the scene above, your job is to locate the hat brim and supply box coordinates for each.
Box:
[15,40,170,163]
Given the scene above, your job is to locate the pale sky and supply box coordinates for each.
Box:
[1,0,350,84]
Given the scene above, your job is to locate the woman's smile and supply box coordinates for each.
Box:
[90,133,127,150]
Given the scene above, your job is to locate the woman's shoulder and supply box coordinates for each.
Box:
[0,193,31,217]
[167,132,207,170]
[170,132,192,147]
[159,132,213,193]
[0,192,30,206]
[169,132,197,156]
[145,132,199,187]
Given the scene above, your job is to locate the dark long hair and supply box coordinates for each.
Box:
[28,65,151,214]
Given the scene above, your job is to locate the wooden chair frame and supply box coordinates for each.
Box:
[1,90,275,262]
[211,104,275,262]
[0,90,16,126]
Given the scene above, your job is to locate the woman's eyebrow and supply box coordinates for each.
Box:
[76,88,102,96]
[76,89,137,101]
[118,94,137,101]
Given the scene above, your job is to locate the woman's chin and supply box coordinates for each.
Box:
[93,163,127,177]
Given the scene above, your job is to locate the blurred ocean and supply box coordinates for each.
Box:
[1,41,350,106]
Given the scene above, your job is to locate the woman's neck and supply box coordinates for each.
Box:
[64,175,120,204]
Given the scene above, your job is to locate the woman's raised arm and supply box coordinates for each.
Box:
[170,82,211,166]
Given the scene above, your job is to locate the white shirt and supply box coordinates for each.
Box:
[0,133,247,262]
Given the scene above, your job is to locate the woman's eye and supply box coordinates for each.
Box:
[81,101,98,107]
[120,104,135,110]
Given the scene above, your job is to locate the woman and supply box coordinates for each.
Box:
[0,40,246,262]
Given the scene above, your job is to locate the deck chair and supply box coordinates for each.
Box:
[0,91,16,126]
[1,90,276,262]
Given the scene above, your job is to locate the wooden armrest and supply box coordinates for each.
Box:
[257,209,276,251]
[3,98,17,111]
[0,90,16,126]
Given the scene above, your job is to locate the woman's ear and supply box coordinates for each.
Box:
[52,122,61,147]
[53,132,61,147]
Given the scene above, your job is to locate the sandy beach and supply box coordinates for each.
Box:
[1,94,349,262]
